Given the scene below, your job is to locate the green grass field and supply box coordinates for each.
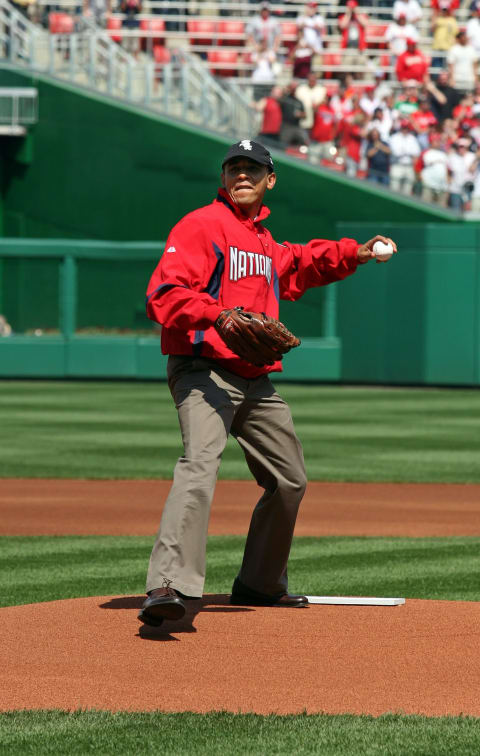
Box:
[1,381,480,481]
[1,381,480,753]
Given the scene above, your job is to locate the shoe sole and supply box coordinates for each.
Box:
[230,598,309,608]
[139,601,186,625]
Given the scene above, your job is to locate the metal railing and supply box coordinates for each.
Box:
[0,0,256,137]
[0,87,38,134]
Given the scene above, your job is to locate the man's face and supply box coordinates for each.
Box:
[221,158,276,212]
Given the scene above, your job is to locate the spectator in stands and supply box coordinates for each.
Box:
[447,29,479,96]
[83,0,111,25]
[253,85,283,142]
[469,148,480,210]
[431,1,458,72]
[0,315,12,337]
[246,2,281,55]
[338,0,368,74]
[295,72,326,132]
[447,137,476,208]
[251,40,279,97]
[426,70,459,121]
[279,82,307,146]
[309,94,337,163]
[389,120,421,193]
[410,95,438,148]
[466,2,480,56]
[359,85,381,117]
[393,0,422,26]
[432,0,459,15]
[417,130,449,204]
[10,0,35,20]
[393,81,420,120]
[296,1,326,56]
[396,38,429,84]
[120,0,142,56]
[338,107,368,177]
[288,34,315,79]
[452,92,477,129]
[368,105,393,141]
[385,14,419,62]
[366,128,391,185]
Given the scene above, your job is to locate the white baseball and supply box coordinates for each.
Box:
[372,241,393,261]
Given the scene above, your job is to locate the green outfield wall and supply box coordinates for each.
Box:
[0,239,340,380]
[336,222,480,385]
[1,226,480,384]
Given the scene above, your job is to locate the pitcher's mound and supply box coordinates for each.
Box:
[2,595,480,716]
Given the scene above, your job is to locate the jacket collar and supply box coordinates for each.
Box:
[215,187,271,225]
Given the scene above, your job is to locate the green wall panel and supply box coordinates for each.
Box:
[0,336,65,376]
[336,223,480,385]
[66,337,137,377]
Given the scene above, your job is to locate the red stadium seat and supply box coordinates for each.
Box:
[207,50,238,77]
[365,24,388,50]
[322,52,342,79]
[106,17,123,44]
[48,12,74,34]
[379,53,391,70]
[187,20,216,47]
[139,19,165,50]
[153,45,171,64]
[280,22,298,51]
[217,20,245,47]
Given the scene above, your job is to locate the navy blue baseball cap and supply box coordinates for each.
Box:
[222,140,275,172]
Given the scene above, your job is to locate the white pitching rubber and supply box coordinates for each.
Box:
[306,596,406,606]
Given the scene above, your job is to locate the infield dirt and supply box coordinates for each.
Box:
[2,479,480,536]
[2,479,480,716]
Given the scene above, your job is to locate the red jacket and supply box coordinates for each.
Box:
[339,14,367,52]
[311,104,336,143]
[146,189,360,378]
[395,49,429,82]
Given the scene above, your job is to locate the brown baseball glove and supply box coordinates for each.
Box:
[214,307,301,367]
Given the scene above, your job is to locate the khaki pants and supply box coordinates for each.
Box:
[146,356,307,598]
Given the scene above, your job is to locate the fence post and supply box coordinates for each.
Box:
[321,284,337,339]
[59,254,77,339]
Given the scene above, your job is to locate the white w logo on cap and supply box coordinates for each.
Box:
[239,140,252,151]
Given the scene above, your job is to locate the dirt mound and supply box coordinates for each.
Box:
[2,595,480,716]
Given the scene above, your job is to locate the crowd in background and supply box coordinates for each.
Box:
[10,0,480,210]
[243,0,480,210]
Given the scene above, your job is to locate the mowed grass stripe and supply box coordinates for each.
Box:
[2,535,480,608]
[0,381,479,481]
[1,711,480,755]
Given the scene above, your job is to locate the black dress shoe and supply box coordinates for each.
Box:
[138,581,186,626]
[230,577,309,608]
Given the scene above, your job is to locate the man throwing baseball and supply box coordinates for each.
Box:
[139,139,397,627]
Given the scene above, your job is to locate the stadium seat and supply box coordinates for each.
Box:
[280,22,298,52]
[187,20,216,48]
[217,21,245,47]
[379,53,391,68]
[139,19,165,51]
[153,45,171,64]
[48,12,74,34]
[322,52,342,79]
[207,50,238,77]
[365,24,388,50]
[106,17,123,44]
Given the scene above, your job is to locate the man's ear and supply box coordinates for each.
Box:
[266,172,277,190]
[220,171,225,187]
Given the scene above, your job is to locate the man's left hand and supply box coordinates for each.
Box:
[357,235,398,264]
